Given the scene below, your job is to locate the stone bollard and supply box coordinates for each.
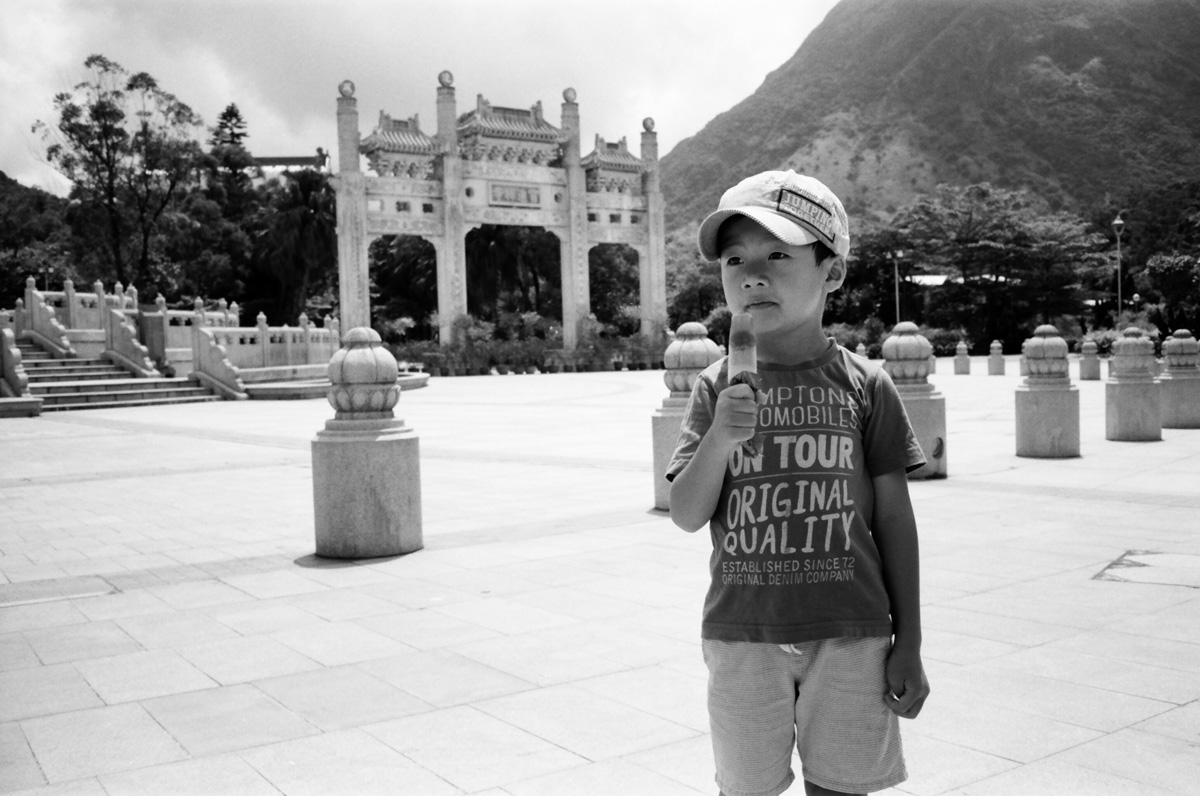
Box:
[882,322,946,479]
[1078,340,1101,380]
[953,341,970,375]
[652,322,722,510]
[1105,327,1161,442]
[1160,329,1200,428]
[855,342,867,358]
[988,340,1005,375]
[1015,325,1079,458]
[312,327,423,558]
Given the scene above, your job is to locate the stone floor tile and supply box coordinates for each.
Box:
[913,686,1104,763]
[278,588,398,621]
[574,664,710,732]
[502,758,708,796]
[0,632,41,671]
[434,566,549,598]
[365,705,585,792]
[624,734,720,794]
[0,721,45,791]
[450,630,629,687]
[356,576,475,610]
[73,648,217,703]
[530,619,700,668]
[270,621,413,666]
[922,628,1023,666]
[986,644,1200,704]
[893,731,1021,795]
[955,756,1179,795]
[114,610,240,649]
[238,728,461,796]
[142,682,319,757]
[920,603,1081,648]
[477,683,699,761]
[98,754,280,796]
[3,778,109,796]
[1132,700,1200,743]
[175,634,321,684]
[430,595,578,636]
[354,606,502,650]
[69,589,173,621]
[253,664,433,730]
[506,584,647,621]
[145,579,256,609]
[0,600,89,634]
[217,570,329,600]
[22,620,141,665]
[20,703,188,783]
[206,601,322,636]
[289,561,398,589]
[359,648,536,708]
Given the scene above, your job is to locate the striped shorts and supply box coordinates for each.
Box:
[703,637,906,796]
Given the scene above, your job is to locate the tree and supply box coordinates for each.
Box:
[665,222,725,331]
[33,54,205,290]
[588,244,640,336]
[249,169,337,324]
[210,104,248,148]
[0,173,72,307]
[370,235,438,339]
[1141,253,1200,332]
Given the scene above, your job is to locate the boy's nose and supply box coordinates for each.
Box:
[741,273,768,290]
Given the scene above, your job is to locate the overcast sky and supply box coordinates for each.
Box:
[0,0,840,196]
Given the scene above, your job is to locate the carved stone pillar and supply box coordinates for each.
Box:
[1078,339,1101,381]
[987,340,1005,375]
[1160,329,1200,429]
[312,327,422,558]
[560,88,588,351]
[953,340,970,375]
[1016,325,1079,458]
[651,323,722,510]
[882,322,946,479]
[1105,327,1161,442]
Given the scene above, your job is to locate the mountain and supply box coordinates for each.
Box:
[659,0,1200,231]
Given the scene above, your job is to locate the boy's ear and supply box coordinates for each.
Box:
[823,255,847,292]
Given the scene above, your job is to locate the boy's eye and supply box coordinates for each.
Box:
[767,251,790,260]
[723,256,742,266]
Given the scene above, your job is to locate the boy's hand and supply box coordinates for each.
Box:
[885,644,929,719]
[711,383,761,450]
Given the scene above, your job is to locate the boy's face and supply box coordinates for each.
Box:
[719,215,844,337]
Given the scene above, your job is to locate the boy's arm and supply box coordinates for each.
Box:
[870,467,930,719]
[669,383,758,533]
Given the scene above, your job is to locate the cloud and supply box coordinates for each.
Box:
[1,0,838,194]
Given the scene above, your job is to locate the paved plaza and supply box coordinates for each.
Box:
[1,359,1198,795]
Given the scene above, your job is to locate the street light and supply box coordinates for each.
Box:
[889,249,905,324]
[1112,213,1125,318]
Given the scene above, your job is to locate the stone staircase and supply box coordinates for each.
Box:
[15,339,221,411]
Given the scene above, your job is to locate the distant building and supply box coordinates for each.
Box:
[332,72,666,350]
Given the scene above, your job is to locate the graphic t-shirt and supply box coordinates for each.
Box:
[666,340,925,644]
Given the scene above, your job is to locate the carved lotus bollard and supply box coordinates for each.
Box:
[312,327,422,558]
[1160,329,1200,428]
[1016,325,1079,458]
[1079,339,1101,381]
[652,323,724,510]
[882,322,946,479]
[1106,327,1161,442]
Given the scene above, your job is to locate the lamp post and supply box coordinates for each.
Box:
[1112,213,1125,319]
[889,249,905,324]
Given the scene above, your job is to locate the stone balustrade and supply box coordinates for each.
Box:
[199,312,340,371]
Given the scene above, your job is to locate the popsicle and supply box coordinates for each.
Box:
[727,312,762,455]
[727,312,757,386]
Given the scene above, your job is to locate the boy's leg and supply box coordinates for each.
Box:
[704,640,798,796]
[803,781,864,796]
[793,637,906,794]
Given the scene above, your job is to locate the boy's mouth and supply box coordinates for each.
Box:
[744,300,776,311]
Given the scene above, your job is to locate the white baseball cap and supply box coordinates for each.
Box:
[697,170,850,261]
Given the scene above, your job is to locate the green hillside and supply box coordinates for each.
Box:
[660,0,1200,230]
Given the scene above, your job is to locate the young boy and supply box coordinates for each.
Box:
[667,170,930,796]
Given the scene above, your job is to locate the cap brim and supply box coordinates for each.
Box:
[698,207,821,261]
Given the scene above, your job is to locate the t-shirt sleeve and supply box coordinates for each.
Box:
[664,371,719,482]
[862,367,927,476]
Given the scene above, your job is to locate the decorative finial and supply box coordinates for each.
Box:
[563,87,577,103]
[338,80,355,98]
[438,70,454,88]
[643,117,655,132]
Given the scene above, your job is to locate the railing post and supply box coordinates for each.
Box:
[218,299,229,326]
[94,281,110,343]
[63,279,76,328]
[299,314,312,364]
[257,312,269,367]
[228,302,240,327]
[14,298,25,335]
